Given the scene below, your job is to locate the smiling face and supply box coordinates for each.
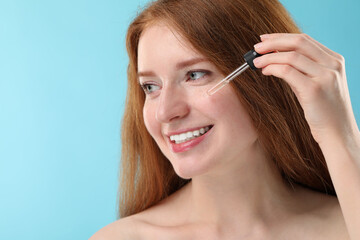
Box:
[137,23,259,179]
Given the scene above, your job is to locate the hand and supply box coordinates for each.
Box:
[253,33,358,144]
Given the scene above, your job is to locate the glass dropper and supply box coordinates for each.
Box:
[207,50,262,96]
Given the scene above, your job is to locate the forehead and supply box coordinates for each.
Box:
[137,23,202,71]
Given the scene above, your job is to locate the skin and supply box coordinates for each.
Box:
[90,25,359,239]
[254,33,360,239]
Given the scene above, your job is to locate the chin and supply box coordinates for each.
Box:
[174,166,195,179]
[171,157,216,180]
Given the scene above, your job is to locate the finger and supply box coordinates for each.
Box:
[255,33,338,70]
[254,51,326,77]
[262,33,343,60]
[300,34,342,59]
[261,63,310,96]
[301,35,346,71]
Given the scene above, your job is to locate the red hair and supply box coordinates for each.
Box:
[118,0,335,218]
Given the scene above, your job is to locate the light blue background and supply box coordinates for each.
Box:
[0,0,359,239]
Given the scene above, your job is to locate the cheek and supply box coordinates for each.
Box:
[199,87,241,119]
[205,87,257,137]
[143,102,159,138]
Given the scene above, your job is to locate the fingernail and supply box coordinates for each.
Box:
[253,58,261,67]
[260,34,270,40]
[254,42,263,49]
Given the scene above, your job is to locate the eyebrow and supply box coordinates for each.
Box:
[137,57,209,78]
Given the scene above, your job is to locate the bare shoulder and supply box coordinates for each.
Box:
[298,191,350,240]
[88,200,180,240]
[89,216,141,240]
[89,186,190,240]
[323,196,350,240]
[89,212,187,240]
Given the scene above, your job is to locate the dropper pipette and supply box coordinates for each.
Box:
[207,50,262,95]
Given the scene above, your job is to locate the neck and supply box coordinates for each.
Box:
[181,140,309,234]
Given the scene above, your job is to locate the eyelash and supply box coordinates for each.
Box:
[140,82,159,95]
[140,70,211,95]
[186,70,210,81]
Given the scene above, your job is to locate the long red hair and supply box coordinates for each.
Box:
[118,0,335,218]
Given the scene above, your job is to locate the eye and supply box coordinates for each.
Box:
[187,71,208,81]
[141,83,160,94]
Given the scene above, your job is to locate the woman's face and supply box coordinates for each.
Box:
[137,23,258,179]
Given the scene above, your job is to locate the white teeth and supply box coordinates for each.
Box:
[193,130,200,137]
[169,126,212,144]
[180,133,187,141]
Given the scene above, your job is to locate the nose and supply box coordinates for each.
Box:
[155,85,190,123]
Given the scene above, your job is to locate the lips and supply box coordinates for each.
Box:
[168,125,213,153]
[169,125,212,144]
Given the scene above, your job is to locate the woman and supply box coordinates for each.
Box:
[91,0,360,239]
